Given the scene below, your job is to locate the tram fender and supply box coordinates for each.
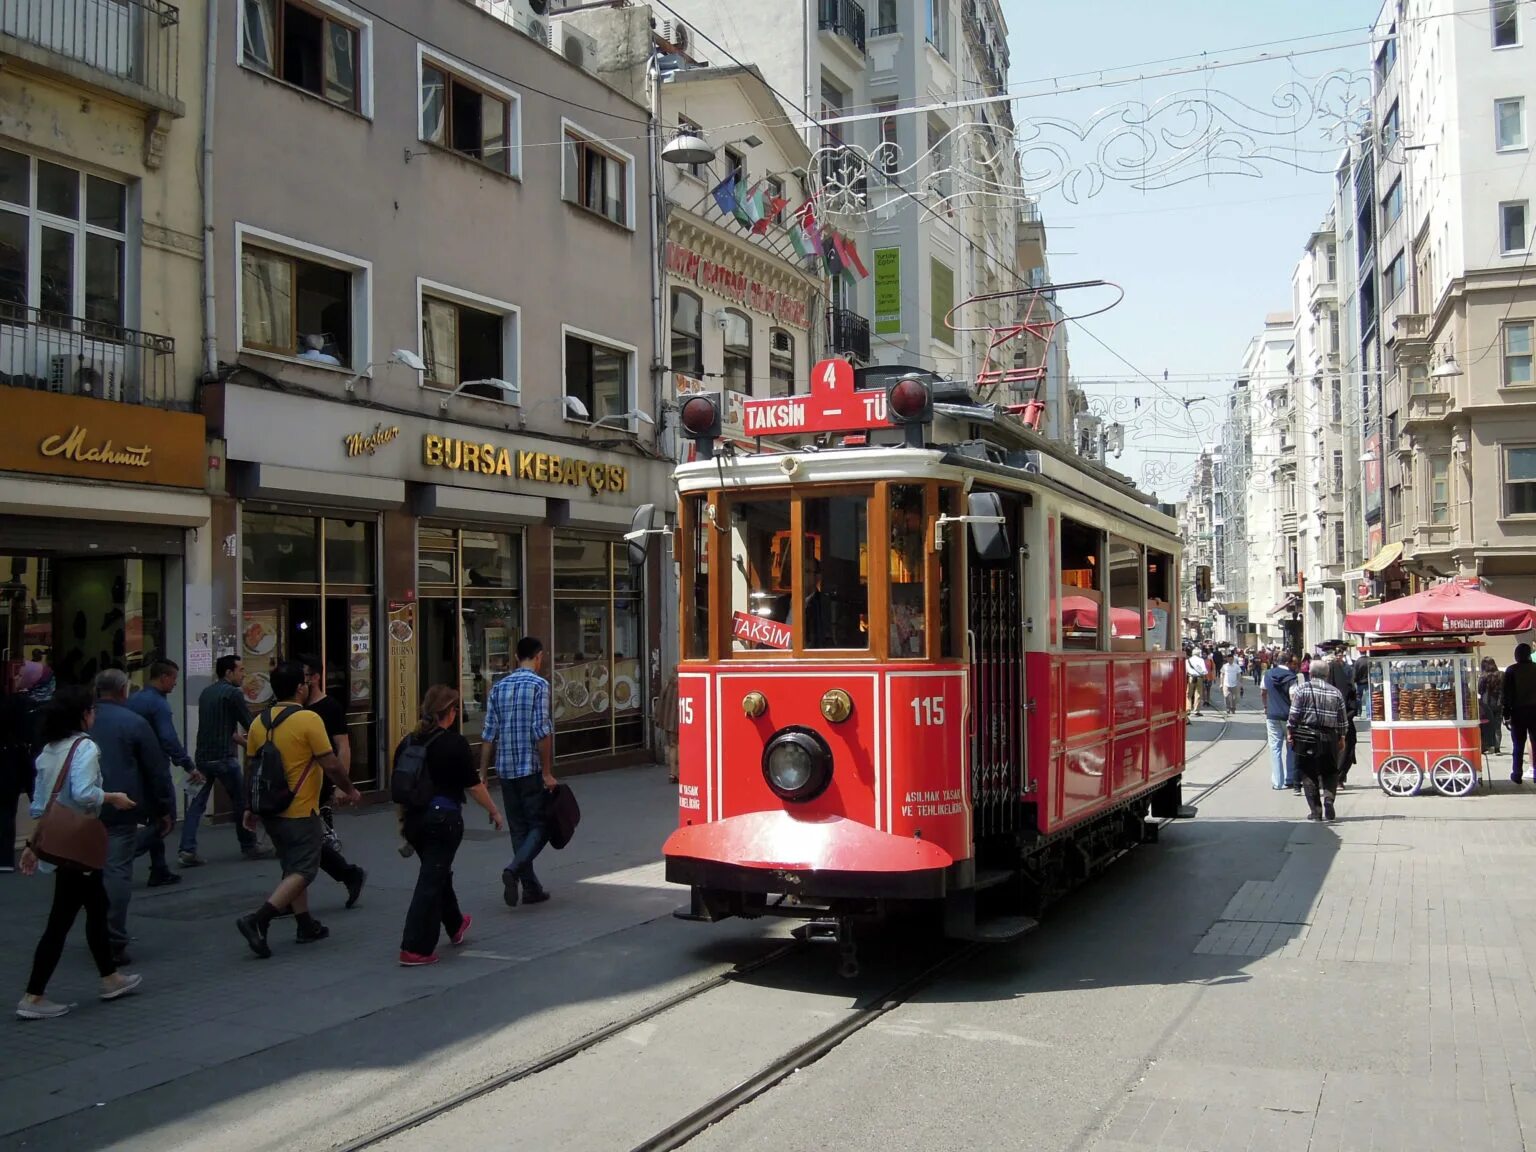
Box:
[664,812,955,901]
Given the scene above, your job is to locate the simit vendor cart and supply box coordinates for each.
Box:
[1344,580,1536,798]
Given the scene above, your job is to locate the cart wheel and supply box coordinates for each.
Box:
[1378,756,1423,797]
[1430,755,1477,797]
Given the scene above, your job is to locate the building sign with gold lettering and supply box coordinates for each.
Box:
[0,389,206,488]
[422,434,628,494]
[343,424,401,457]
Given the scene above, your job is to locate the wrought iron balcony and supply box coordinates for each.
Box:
[0,304,178,408]
[0,0,183,114]
[818,0,867,54]
[826,307,871,363]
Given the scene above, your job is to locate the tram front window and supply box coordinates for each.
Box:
[802,496,868,650]
[729,499,793,651]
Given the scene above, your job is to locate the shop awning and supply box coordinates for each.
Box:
[1344,579,1536,636]
[1269,596,1299,617]
[1361,540,1405,573]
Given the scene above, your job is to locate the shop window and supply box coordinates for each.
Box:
[563,126,632,227]
[1059,516,1103,651]
[670,289,703,379]
[324,518,373,586]
[1106,536,1144,652]
[239,235,361,366]
[722,309,752,394]
[769,328,794,397]
[420,52,518,175]
[421,288,518,401]
[0,149,126,327]
[801,496,869,650]
[889,484,927,657]
[242,0,363,112]
[564,330,632,422]
[242,512,319,584]
[552,536,645,758]
[418,527,523,743]
[1146,548,1173,650]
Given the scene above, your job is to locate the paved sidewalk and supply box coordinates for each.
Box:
[0,765,688,1139]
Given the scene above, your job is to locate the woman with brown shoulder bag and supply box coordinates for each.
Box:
[16,687,142,1020]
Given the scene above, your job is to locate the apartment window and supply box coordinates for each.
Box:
[1332,450,1344,491]
[1383,250,1406,302]
[563,127,631,228]
[420,53,518,176]
[1331,378,1343,421]
[420,284,517,401]
[1506,446,1536,514]
[931,259,954,346]
[0,149,126,326]
[1374,35,1396,88]
[769,329,794,398]
[1382,101,1400,149]
[876,101,900,174]
[928,116,952,201]
[1500,201,1529,253]
[1381,178,1403,227]
[1407,363,1430,394]
[926,0,949,57]
[669,288,702,378]
[722,309,752,395]
[1325,243,1338,282]
[1429,454,1450,523]
[1493,0,1520,47]
[238,230,364,366]
[723,147,745,183]
[1388,484,1402,526]
[242,0,362,112]
[564,329,632,422]
[1504,320,1534,385]
[874,0,897,34]
[676,115,705,180]
[1333,520,1346,564]
[1496,98,1527,150]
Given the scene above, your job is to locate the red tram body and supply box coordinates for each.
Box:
[661,366,1188,946]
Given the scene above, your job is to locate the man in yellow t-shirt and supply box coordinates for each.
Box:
[235,661,361,959]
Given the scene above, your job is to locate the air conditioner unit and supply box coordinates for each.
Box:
[549,21,599,73]
[50,348,125,402]
[658,18,690,52]
[471,0,548,41]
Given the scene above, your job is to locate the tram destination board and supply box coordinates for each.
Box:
[740,358,897,437]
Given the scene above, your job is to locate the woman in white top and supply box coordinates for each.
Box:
[16,686,141,1020]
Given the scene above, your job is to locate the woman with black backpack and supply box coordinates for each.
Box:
[397,685,504,967]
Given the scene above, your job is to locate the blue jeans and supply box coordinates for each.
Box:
[500,775,549,896]
[181,758,254,854]
[1265,718,1297,788]
[104,824,139,950]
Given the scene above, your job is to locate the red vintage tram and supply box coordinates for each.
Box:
[656,360,1188,963]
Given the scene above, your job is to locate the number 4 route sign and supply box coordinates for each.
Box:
[739,358,898,438]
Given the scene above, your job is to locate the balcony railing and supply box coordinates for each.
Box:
[817,0,867,54]
[0,304,177,408]
[826,307,871,363]
[0,0,181,111]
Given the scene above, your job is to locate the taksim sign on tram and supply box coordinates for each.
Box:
[739,358,895,437]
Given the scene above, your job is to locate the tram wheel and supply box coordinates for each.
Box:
[1377,756,1423,798]
[1430,755,1477,797]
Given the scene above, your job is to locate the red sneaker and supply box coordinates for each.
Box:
[399,950,439,967]
[451,915,472,946]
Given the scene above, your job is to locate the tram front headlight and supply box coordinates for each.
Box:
[762,728,833,803]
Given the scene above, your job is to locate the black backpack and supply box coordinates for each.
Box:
[391,729,443,810]
[247,707,310,818]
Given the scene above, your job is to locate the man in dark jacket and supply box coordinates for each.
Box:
[125,658,193,886]
[93,669,174,964]
[1322,644,1360,787]
[1505,643,1536,783]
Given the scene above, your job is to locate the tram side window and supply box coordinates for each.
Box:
[1146,548,1173,650]
[802,496,869,650]
[685,495,709,659]
[1107,536,1144,653]
[889,484,926,657]
[1060,517,1103,652]
[938,487,959,658]
[728,499,793,651]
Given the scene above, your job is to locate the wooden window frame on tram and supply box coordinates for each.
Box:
[678,479,965,664]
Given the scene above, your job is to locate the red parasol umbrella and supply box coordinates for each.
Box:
[1344,579,1536,636]
[1060,595,1151,638]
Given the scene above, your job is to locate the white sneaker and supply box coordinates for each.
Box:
[100,972,143,1001]
[16,997,70,1020]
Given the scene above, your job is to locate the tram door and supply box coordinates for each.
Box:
[967,492,1024,840]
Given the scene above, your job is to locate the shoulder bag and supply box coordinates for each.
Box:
[30,738,109,872]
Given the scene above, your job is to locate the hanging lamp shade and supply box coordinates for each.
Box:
[662,132,715,166]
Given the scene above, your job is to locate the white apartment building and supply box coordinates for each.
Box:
[1243,314,1297,645]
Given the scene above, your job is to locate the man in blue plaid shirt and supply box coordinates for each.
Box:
[1287,653,1348,822]
[480,636,557,906]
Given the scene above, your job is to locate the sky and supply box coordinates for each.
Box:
[1000,0,1383,501]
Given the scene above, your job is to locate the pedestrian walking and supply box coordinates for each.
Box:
[92,670,174,966]
[1221,657,1242,714]
[658,671,680,784]
[1321,644,1360,788]
[1184,647,1208,716]
[234,661,361,959]
[1203,646,1218,706]
[124,659,193,887]
[397,685,504,966]
[1287,655,1349,822]
[1504,643,1536,783]
[182,655,270,865]
[15,687,142,1019]
[480,636,558,907]
[300,656,367,909]
[1261,651,1299,791]
[1,663,51,872]
[1479,656,1504,755]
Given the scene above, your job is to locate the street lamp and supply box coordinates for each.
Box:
[343,348,426,393]
[587,410,657,435]
[437,378,517,410]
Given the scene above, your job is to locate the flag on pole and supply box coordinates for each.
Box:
[839,233,870,279]
[822,231,846,279]
[731,179,758,227]
[711,173,737,218]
